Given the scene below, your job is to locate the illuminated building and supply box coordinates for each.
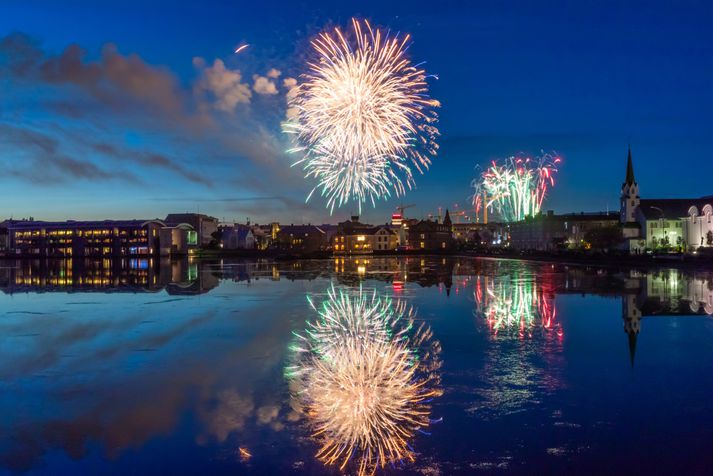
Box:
[406,210,455,251]
[509,211,619,251]
[276,225,329,253]
[164,213,219,247]
[332,216,398,254]
[159,223,198,256]
[5,219,166,257]
[620,147,713,253]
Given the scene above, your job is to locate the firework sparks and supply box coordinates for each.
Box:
[284,19,440,213]
[472,152,561,222]
[474,275,562,339]
[286,286,442,476]
[234,44,249,54]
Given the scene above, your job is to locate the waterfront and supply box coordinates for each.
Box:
[1,257,713,475]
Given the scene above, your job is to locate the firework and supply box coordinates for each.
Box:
[472,152,561,222]
[474,274,562,338]
[284,19,440,213]
[286,286,441,476]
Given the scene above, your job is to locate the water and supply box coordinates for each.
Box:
[1,257,712,475]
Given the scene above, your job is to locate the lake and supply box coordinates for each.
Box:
[1,257,712,475]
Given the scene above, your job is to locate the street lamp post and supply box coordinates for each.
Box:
[650,206,666,250]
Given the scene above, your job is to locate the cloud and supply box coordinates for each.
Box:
[252,74,278,95]
[193,57,252,112]
[0,32,316,220]
[0,124,139,185]
[90,142,213,187]
[1,33,186,119]
[283,77,299,120]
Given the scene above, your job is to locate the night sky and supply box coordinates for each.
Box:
[1,0,711,224]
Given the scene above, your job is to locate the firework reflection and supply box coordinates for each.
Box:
[286,285,442,475]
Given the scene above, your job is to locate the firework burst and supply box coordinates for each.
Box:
[286,285,442,476]
[472,152,561,222]
[284,19,440,213]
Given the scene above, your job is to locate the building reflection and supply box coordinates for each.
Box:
[0,258,218,295]
[621,269,713,365]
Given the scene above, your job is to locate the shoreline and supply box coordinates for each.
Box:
[2,249,712,271]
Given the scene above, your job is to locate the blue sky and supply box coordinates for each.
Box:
[1,0,712,224]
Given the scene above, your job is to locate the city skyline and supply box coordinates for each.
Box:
[1,0,712,224]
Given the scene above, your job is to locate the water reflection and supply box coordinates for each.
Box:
[0,258,218,294]
[621,269,713,365]
[473,272,562,338]
[1,257,712,474]
[286,286,442,476]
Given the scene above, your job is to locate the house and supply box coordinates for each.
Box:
[219,224,256,250]
[276,225,328,253]
[332,216,398,254]
[406,210,455,251]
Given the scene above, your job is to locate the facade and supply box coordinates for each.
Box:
[619,148,713,253]
[219,224,256,250]
[276,225,328,253]
[159,223,198,256]
[164,213,219,247]
[0,222,8,253]
[406,210,455,251]
[332,217,398,254]
[4,219,165,257]
[510,211,619,251]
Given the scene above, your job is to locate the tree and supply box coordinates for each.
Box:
[583,225,623,252]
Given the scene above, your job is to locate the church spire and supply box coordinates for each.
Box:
[625,146,636,186]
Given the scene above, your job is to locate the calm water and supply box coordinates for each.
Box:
[1,257,712,475]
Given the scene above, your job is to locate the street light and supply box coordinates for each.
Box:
[650,206,666,249]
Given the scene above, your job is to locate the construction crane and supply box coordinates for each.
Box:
[396,203,416,217]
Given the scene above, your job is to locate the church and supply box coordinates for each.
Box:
[620,148,713,253]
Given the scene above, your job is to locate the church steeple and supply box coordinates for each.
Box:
[620,146,640,224]
[624,145,636,186]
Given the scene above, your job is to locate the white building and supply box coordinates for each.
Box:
[620,148,713,253]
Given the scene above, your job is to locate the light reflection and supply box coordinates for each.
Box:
[286,286,442,476]
[474,274,562,339]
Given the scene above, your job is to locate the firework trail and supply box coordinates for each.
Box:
[286,285,442,476]
[284,19,440,213]
[472,152,561,222]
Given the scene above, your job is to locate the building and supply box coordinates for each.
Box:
[4,219,165,257]
[219,224,256,250]
[0,222,8,254]
[276,224,329,253]
[159,223,198,256]
[164,213,219,247]
[406,210,455,251]
[510,211,619,251]
[332,216,399,254]
[619,147,713,253]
